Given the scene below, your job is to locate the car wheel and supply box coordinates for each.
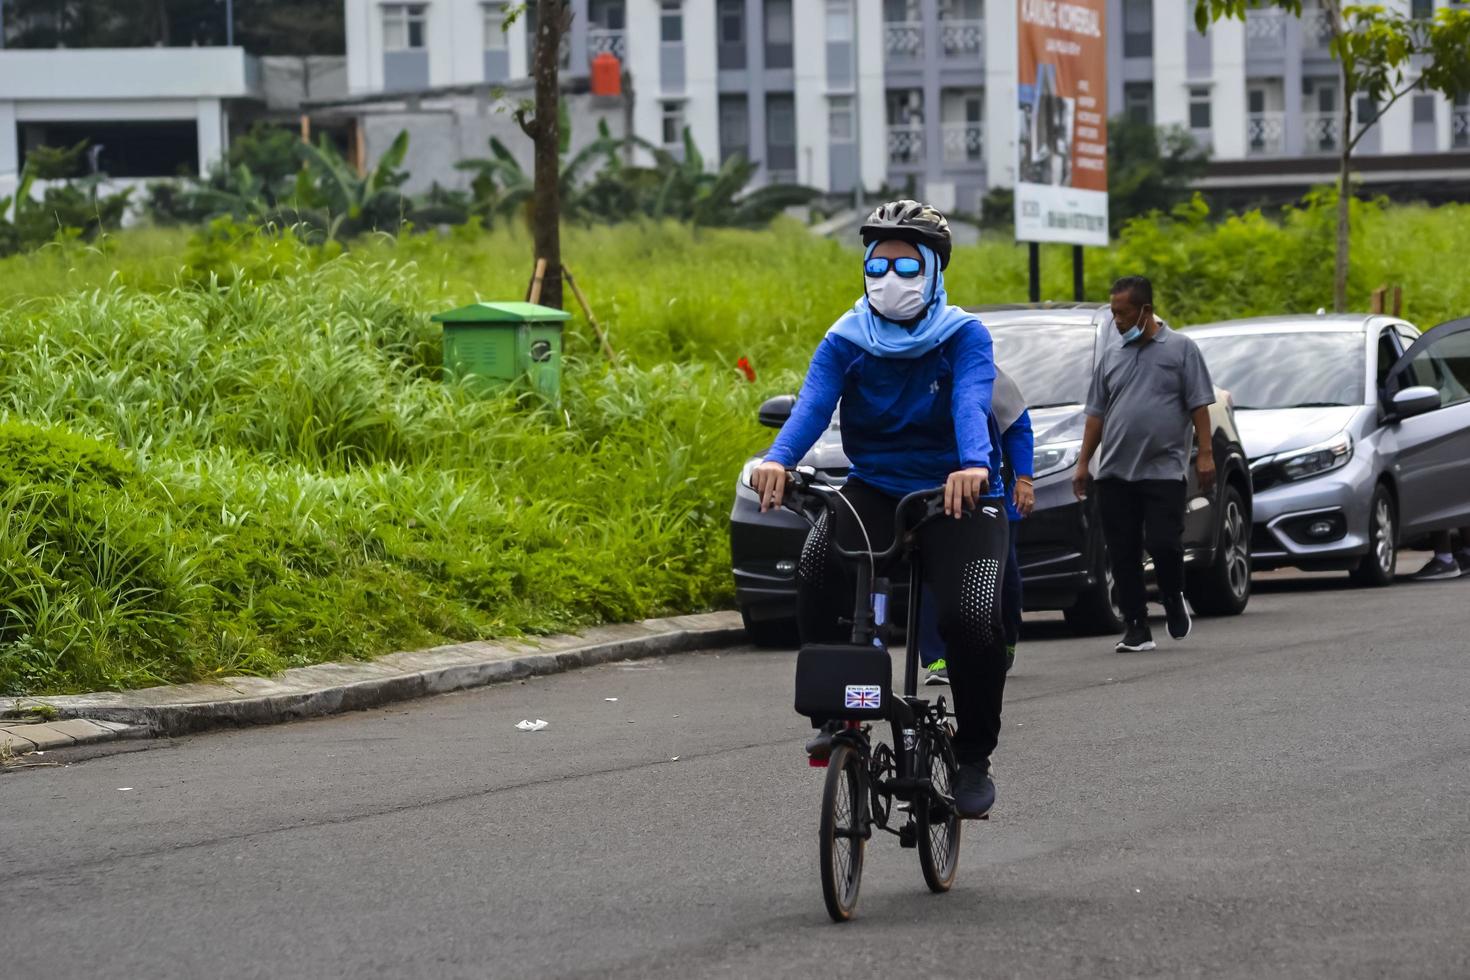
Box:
[1186,484,1251,616]
[740,606,800,648]
[1063,531,1126,636]
[1349,485,1397,587]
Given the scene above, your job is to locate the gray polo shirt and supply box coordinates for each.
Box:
[1084,324,1216,482]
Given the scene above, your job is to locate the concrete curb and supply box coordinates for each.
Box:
[1,718,144,757]
[5,612,746,739]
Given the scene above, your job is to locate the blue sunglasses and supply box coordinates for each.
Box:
[864,255,923,279]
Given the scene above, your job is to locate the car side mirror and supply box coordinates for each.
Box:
[758,394,796,429]
[1390,385,1440,420]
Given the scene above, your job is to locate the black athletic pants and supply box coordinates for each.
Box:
[1095,478,1187,623]
[795,478,1009,766]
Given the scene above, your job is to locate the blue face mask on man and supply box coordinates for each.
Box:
[1115,306,1152,345]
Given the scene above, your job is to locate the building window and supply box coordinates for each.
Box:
[766,93,797,174]
[1411,0,1434,18]
[1189,86,1212,130]
[483,4,506,50]
[718,0,746,70]
[829,96,854,141]
[939,0,983,18]
[826,0,854,42]
[1412,93,1435,124]
[662,101,685,146]
[1122,0,1152,58]
[661,1,683,42]
[720,94,749,161]
[765,0,794,69]
[383,4,428,50]
[1124,82,1154,125]
[1356,96,1380,126]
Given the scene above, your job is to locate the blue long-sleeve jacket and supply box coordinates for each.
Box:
[765,322,1002,499]
[1000,408,1034,522]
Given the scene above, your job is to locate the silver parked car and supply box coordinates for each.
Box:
[1189,314,1470,585]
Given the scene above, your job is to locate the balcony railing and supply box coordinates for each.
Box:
[887,125,925,165]
[1452,107,1469,148]
[885,21,923,60]
[1245,9,1286,50]
[1302,110,1342,154]
[939,19,983,58]
[1303,7,1337,47]
[1246,111,1286,156]
[587,28,626,62]
[942,123,984,165]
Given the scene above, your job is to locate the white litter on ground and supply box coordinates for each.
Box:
[515,719,549,732]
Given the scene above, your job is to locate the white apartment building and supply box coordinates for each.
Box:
[342,0,1470,211]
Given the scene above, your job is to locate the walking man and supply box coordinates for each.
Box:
[1073,276,1217,652]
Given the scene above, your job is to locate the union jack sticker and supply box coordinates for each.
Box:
[844,685,882,709]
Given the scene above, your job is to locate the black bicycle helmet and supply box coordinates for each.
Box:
[859,199,953,270]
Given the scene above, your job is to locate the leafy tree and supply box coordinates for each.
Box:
[1107,116,1210,234]
[1194,1,1470,311]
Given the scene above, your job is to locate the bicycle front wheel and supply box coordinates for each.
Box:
[917,730,962,893]
[819,743,867,922]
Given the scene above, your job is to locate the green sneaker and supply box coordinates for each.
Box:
[924,657,949,686]
[1004,645,1016,673]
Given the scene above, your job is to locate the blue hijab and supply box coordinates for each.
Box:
[826,243,975,359]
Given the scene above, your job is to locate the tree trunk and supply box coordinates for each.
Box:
[529,0,565,310]
[1334,83,1353,313]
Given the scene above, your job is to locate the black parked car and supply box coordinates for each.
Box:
[729,304,1254,645]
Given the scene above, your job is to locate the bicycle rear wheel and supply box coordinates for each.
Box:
[917,729,961,892]
[819,743,867,922]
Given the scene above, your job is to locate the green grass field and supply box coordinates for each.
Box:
[2,197,1468,696]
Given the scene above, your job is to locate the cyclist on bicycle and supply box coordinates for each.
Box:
[750,200,1010,819]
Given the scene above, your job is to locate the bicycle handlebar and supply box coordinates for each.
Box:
[779,468,946,564]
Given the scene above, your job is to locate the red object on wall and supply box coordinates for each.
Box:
[590,53,622,96]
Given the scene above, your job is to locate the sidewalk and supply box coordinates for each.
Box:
[2,611,745,753]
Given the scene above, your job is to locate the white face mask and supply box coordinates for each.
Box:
[865,273,929,322]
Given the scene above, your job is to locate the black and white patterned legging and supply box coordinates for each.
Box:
[796,477,1010,766]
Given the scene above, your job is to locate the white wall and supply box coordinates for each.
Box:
[627,0,664,163]
[1210,17,1247,159]
[983,0,1017,190]
[1152,0,1189,131]
[346,0,373,93]
[794,0,829,189]
[0,102,17,178]
[0,48,259,100]
[856,0,887,192]
[684,0,721,169]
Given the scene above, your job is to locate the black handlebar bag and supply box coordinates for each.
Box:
[794,644,893,721]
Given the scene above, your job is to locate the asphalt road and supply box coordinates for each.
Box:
[4,564,1469,980]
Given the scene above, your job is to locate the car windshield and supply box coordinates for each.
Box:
[1192,331,1365,409]
[990,323,1096,408]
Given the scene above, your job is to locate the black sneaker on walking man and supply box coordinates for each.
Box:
[1072,276,1217,652]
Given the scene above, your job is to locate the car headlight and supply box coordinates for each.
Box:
[1032,440,1082,479]
[1274,432,1353,483]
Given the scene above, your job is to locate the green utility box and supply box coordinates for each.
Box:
[432,301,572,403]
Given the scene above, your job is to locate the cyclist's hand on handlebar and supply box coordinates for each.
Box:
[944,467,989,518]
[750,460,789,513]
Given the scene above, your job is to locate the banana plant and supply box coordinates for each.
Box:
[291,131,413,239]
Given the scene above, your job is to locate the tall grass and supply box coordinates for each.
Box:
[2,195,1468,695]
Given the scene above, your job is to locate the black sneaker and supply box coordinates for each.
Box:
[1455,550,1470,577]
[1163,594,1192,641]
[1115,619,1156,652]
[953,762,996,819]
[1413,555,1462,581]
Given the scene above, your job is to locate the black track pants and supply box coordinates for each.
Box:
[1095,478,1187,622]
[795,478,1009,765]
